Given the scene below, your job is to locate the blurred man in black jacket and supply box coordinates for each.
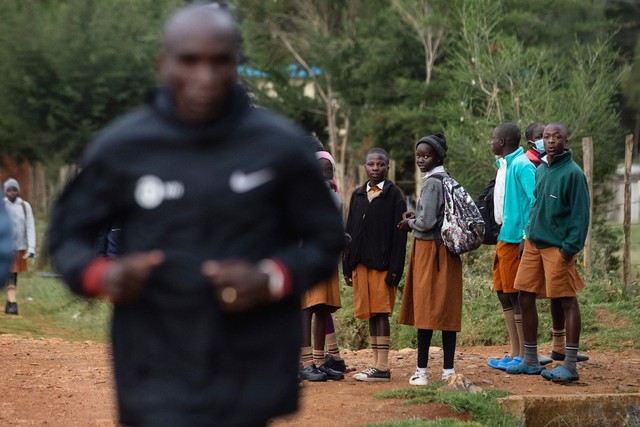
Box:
[48,4,343,426]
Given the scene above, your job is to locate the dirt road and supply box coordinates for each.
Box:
[0,334,638,426]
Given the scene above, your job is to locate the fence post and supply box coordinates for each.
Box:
[582,137,593,270]
[623,134,634,292]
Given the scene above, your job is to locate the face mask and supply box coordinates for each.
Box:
[535,139,544,153]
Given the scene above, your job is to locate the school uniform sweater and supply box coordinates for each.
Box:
[497,147,536,243]
[3,197,35,253]
[48,84,344,426]
[343,179,407,286]
[526,148,590,258]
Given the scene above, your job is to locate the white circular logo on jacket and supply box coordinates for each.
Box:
[135,175,165,209]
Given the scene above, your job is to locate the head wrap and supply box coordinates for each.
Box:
[316,151,339,194]
[416,132,448,161]
[3,178,20,194]
[315,151,336,173]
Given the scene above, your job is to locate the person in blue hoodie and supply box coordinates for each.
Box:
[486,123,536,371]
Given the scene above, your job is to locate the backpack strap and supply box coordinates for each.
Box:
[424,173,448,271]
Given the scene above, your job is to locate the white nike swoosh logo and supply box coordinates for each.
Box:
[229,168,275,193]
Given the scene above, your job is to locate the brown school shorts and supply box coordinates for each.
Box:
[492,241,521,293]
[514,240,585,298]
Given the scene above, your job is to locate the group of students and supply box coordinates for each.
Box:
[302,121,589,386]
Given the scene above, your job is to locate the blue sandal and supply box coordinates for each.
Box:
[488,355,511,369]
[506,361,544,375]
[541,365,579,382]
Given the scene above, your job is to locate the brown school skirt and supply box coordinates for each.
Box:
[301,270,341,311]
[352,264,397,320]
[399,239,463,331]
[11,250,28,273]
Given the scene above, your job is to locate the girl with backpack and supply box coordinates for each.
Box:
[397,133,463,386]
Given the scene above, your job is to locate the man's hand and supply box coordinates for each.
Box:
[201,260,271,313]
[103,251,164,304]
[343,275,353,287]
[518,240,525,259]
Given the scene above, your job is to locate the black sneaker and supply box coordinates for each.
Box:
[4,302,18,315]
[318,363,344,381]
[354,368,391,382]
[323,353,347,373]
[551,351,589,362]
[299,364,327,382]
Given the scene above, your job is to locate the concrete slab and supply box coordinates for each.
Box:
[498,393,640,427]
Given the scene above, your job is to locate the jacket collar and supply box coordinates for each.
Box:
[540,148,572,167]
[151,83,250,143]
[355,179,390,196]
[495,146,524,168]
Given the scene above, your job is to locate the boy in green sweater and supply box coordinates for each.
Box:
[507,123,589,382]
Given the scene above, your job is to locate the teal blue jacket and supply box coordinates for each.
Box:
[497,147,536,243]
[526,149,590,258]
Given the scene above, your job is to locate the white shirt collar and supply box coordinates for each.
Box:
[366,180,385,192]
[424,165,446,179]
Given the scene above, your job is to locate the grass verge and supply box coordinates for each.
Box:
[364,383,512,427]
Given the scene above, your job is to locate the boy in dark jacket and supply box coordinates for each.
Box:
[343,148,407,382]
[508,123,589,382]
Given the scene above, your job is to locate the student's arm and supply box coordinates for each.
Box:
[342,192,357,283]
[410,178,442,232]
[386,188,408,286]
[24,201,36,256]
[560,171,590,260]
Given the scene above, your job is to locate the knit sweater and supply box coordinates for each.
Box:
[526,149,589,258]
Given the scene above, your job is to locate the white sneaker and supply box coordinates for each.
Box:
[442,369,455,380]
[409,370,428,386]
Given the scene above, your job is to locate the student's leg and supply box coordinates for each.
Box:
[410,329,432,385]
[560,296,581,374]
[301,308,313,366]
[506,290,543,374]
[323,314,347,372]
[314,307,344,380]
[442,330,457,380]
[299,308,326,381]
[369,317,378,368]
[312,310,328,367]
[496,291,520,360]
[325,314,342,360]
[374,313,391,373]
[5,273,18,315]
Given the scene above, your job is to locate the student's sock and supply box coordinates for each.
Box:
[326,333,341,360]
[523,341,540,366]
[376,336,390,372]
[370,335,379,367]
[514,313,524,358]
[325,321,342,361]
[563,344,579,374]
[552,328,566,355]
[502,307,519,358]
[301,347,314,369]
[313,350,325,368]
[415,366,427,374]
